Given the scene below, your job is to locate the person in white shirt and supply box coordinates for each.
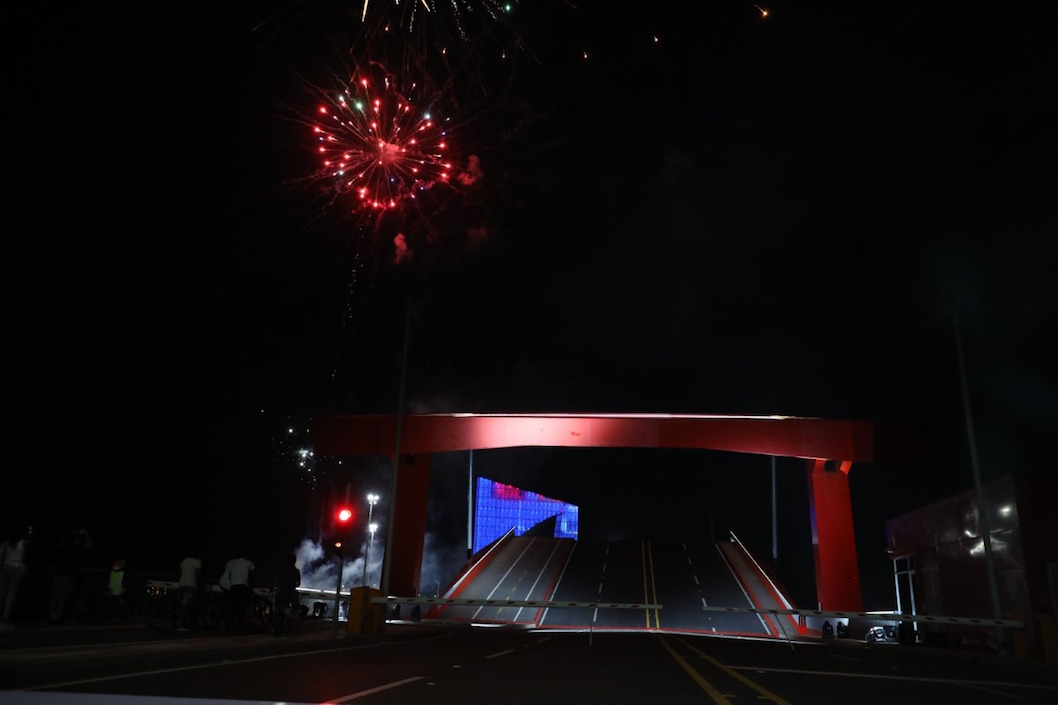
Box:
[221,554,255,633]
[176,553,203,630]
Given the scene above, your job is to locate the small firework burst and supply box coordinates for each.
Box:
[310,62,454,217]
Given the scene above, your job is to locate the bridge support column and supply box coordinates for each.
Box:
[806,459,863,611]
[388,453,432,599]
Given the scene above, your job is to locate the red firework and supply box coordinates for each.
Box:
[311,63,454,215]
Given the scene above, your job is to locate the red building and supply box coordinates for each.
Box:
[886,472,1058,660]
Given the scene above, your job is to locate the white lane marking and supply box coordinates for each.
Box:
[330,676,425,702]
[25,649,350,689]
[960,682,1031,700]
[474,537,537,619]
[22,638,447,691]
[728,666,1058,691]
[964,681,1028,698]
[828,652,858,662]
[540,539,577,626]
[485,649,516,659]
[700,597,708,609]
[514,539,564,621]
[0,695,319,705]
[693,575,699,585]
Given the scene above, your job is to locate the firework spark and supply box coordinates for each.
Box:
[268,416,319,489]
[360,0,513,41]
[310,63,454,215]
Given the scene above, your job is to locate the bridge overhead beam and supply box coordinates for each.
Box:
[312,414,890,461]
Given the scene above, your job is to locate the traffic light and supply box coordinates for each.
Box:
[333,506,355,551]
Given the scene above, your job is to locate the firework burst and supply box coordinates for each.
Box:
[310,62,455,216]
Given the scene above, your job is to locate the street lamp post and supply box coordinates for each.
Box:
[331,539,345,638]
[954,312,1004,650]
[361,493,379,587]
[366,523,378,587]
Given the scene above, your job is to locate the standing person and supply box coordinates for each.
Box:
[49,528,92,624]
[106,558,128,620]
[0,526,33,629]
[272,553,301,636]
[221,553,255,634]
[176,552,203,630]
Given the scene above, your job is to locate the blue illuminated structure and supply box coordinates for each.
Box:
[473,477,579,554]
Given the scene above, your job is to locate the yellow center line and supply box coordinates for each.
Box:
[647,540,660,629]
[674,635,794,705]
[641,540,651,629]
[657,635,731,704]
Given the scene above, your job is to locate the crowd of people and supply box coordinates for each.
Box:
[0,524,302,636]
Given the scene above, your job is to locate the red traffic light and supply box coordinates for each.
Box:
[336,507,354,523]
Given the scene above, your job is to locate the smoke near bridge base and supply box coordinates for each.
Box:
[292,530,467,599]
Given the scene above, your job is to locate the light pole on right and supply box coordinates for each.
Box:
[361,493,380,587]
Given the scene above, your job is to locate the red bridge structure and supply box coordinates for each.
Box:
[312,413,925,612]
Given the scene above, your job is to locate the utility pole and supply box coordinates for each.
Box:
[380,297,411,602]
[771,456,778,563]
[467,449,475,560]
[331,482,352,638]
[954,311,1004,650]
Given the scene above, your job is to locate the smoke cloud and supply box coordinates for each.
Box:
[292,531,465,598]
[458,154,483,186]
[393,233,411,264]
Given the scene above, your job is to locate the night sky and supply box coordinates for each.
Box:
[6,2,1056,610]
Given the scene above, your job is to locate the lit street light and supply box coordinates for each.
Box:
[361,493,380,588]
[366,522,378,587]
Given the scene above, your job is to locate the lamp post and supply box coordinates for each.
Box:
[331,539,344,637]
[361,493,379,587]
[954,311,1004,649]
[366,523,378,587]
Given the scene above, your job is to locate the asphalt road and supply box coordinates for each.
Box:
[1,619,1056,705]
